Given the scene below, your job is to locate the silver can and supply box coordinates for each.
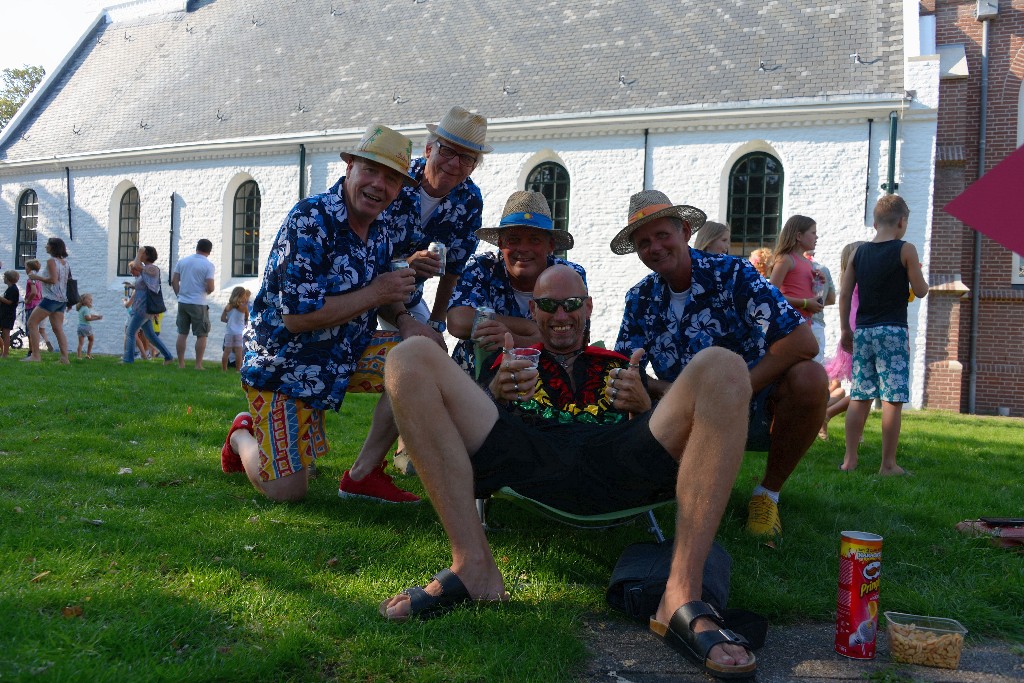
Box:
[471,305,495,339]
[428,241,447,276]
[390,258,410,271]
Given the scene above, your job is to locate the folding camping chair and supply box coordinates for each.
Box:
[476,487,671,543]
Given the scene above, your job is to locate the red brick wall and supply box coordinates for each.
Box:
[928,0,1024,416]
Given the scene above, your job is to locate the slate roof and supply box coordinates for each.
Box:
[0,0,904,163]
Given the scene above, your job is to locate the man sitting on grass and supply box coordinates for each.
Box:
[379,265,757,680]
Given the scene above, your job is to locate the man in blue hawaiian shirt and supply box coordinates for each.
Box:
[447,190,585,377]
[340,107,492,504]
[218,124,437,503]
[612,190,827,541]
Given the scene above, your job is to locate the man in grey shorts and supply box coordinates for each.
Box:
[171,238,216,369]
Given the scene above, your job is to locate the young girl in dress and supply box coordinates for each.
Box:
[819,241,865,440]
[769,215,822,323]
[23,259,53,352]
[221,287,249,372]
[76,293,104,359]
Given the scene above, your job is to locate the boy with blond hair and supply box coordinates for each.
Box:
[839,194,929,474]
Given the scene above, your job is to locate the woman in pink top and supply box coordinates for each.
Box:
[769,215,821,323]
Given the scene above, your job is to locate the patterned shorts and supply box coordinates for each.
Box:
[77,324,93,338]
[242,384,329,482]
[851,326,910,403]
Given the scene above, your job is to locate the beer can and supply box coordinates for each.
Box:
[471,305,495,339]
[428,241,447,276]
[835,531,883,659]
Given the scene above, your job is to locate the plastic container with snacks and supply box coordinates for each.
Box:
[884,611,968,670]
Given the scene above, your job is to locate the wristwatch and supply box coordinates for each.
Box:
[428,319,446,333]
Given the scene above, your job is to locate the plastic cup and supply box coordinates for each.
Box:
[512,348,541,369]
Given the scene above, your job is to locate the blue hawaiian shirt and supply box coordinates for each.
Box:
[615,249,803,381]
[389,157,483,309]
[241,177,392,411]
[448,251,587,375]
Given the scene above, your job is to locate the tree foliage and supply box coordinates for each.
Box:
[0,66,46,132]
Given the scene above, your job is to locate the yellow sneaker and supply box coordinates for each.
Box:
[746,494,782,537]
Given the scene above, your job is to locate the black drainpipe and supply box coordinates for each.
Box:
[168,193,175,285]
[882,112,898,194]
[298,144,307,201]
[642,129,649,189]
[65,167,73,240]
[863,119,873,223]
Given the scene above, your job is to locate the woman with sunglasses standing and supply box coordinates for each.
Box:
[22,237,72,364]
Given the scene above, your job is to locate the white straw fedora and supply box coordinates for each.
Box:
[609,190,707,255]
[475,190,574,251]
[340,124,416,186]
[426,106,493,154]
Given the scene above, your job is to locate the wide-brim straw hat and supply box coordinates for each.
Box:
[426,106,493,154]
[340,124,417,186]
[610,190,707,255]
[475,190,574,251]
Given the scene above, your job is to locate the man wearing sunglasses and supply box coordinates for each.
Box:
[341,106,490,504]
[612,190,827,542]
[447,190,585,377]
[378,264,757,678]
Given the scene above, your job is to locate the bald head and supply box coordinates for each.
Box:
[534,264,588,300]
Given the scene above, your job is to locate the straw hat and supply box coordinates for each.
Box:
[475,190,574,251]
[340,124,416,186]
[609,190,707,255]
[426,106,493,154]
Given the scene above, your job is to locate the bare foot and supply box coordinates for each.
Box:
[817,422,829,440]
[840,461,857,471]
[21,356,40,362]
[879,465,911,476]
[379,565,507,621]
[58,357,70,365]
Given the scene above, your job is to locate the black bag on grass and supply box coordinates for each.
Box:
[606,539,768,649]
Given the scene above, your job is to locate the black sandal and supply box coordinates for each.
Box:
[380,568,473,622]
[650,601,757,679]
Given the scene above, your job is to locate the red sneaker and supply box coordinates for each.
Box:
[221,412,253,473]
[338,463,420,503]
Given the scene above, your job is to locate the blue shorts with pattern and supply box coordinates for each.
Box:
[851,325,910,403]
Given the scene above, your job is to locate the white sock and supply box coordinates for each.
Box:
[752,485,779,504]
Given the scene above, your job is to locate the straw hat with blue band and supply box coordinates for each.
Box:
[340,124,417,187]
[426,106,493,154]
[475,190,574,251]
[609,189,707,255]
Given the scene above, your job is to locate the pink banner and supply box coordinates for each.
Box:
[943,146,1024,256]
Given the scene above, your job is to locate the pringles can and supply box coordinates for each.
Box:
[428,242,447,276]
[835,531,883,659]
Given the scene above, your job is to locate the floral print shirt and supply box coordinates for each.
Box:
[615,248,804,381]
[448,251,587,375]
[389,157,483,309]
[480,345,634,426]
[242,177,392,411]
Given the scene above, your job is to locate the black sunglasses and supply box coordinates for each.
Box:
[434,141,478,169]
[533,297,589,313]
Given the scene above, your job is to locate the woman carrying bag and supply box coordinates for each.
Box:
[22,237,72,364]
[122,246,174,364]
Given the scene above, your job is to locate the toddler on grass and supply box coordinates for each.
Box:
[220,287,250,372]
[839,195,929,475]
[0,271,20,357]
[76,293,104,359]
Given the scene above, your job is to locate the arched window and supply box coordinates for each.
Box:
[15,190,39,270]
[232,180,261,277]
[526,162,570,257]
[727,152,784,255]
[117,188,140,276]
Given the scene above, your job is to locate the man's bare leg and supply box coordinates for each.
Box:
[195,336,207,370]
[379,338,507,618]
[650,347,753,667]
[842,399,871,471]
[230,428,310,502]
[176,333,188,369]
[762,360,827,491]
[349,393,400,480]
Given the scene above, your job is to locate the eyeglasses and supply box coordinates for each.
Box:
[533,297,589,313]
[434,141,479,169]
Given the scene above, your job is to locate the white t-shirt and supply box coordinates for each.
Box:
[419,187,444,226]
[173,253,215,305]
[669,286,691,320]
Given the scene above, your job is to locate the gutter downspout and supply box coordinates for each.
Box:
[168,193,175,285]
[883,112,899,194]
[864,118,874,222]
[65,167,73,240]
[642,128,649,189]
[968,16,993,414]
[298,144,307,201]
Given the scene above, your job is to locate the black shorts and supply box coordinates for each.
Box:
[470,410,678,515]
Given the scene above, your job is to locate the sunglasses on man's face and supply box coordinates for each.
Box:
[533,297,589,313]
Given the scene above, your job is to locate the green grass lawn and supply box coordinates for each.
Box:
[1,354,1021,681]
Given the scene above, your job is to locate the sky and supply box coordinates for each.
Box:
[0,0,108,75]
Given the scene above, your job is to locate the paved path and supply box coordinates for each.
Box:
[578,617,1023,682]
